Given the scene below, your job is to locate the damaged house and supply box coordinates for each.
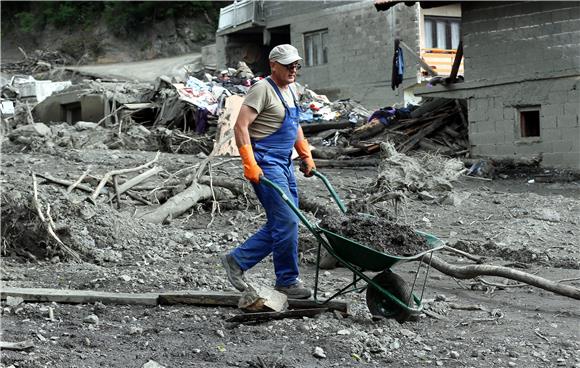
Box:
[215,0,463,109]
[377,1,580,169]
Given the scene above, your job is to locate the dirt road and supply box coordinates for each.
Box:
[62,52,202,82]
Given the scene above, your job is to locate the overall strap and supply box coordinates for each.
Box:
[266,77,298,112]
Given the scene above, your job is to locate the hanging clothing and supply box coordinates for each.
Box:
[230,77,301,287]
[391,39,405,90]
[195,107,208,134]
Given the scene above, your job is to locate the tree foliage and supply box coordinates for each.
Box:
[2,1,225,35]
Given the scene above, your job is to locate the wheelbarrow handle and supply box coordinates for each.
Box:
[259,176,318,235]
[311,169,348,214]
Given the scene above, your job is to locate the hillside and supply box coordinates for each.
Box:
[0,2,225,65]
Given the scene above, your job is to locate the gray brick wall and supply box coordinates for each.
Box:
[462,2,580,169]
[463,2,580,82]
[467,77,580,169]
[217,1,421,110]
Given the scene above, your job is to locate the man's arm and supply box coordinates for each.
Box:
[235,105,262,183]
[234,105,259,147]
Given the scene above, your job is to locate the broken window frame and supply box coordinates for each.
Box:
[518,106,541,138]
[424,16,461,50]
[303,29,328,67]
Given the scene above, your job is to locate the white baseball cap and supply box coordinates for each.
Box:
[269,44,303,65]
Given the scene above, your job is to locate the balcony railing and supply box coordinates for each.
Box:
[218,0,264,32]
[420,48,464,77]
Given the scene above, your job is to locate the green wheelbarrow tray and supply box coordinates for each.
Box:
[260,170,444,320]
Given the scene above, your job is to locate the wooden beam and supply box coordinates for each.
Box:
[1,287,350,313]
[399,41,438,77]
[1,287,158,305]
[226,308,328,324]
[301,121,352,135]
[160,291,350,313]
[448,41,463,83]
[0,340,35,351]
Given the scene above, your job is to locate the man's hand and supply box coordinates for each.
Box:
[239,144,263,183]
[295,139,316,177]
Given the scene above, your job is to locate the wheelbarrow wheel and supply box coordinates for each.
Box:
[366,270,414,323]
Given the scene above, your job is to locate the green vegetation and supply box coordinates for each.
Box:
[2,1,225,35]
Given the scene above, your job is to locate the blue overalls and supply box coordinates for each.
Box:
[230,77,301,287]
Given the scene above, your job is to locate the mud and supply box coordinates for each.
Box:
[320,214,428,256]
[1,143,579,368]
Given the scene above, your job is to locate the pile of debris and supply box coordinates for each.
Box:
[0,49,75,76]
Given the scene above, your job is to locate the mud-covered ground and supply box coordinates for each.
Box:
[1,144,579,368]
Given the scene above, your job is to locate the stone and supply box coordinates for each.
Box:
[74,121,99,131]
[10,123,52,138]
[119,275,132,282]
[450,350,460,359]
[142,360,166,368]
[337,329,350,335]
[129,326,143,335]
[534,209,561,223]
[6,296,24,307]
[313,346,326,359]
[83,314,99,324]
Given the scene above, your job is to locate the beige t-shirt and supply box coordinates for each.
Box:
[244,79,298,140]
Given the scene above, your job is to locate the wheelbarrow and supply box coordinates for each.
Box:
[261,170,445,322]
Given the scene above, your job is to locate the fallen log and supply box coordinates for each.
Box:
[314,159,379,168]
[301,121,351,135]
[426,256,580,300]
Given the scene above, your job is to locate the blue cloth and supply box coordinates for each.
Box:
[230,77,301,287]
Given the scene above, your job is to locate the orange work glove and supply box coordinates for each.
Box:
[239,144,263,183]
[294,139,316,177]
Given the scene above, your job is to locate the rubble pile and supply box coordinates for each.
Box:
[0,49,75,76]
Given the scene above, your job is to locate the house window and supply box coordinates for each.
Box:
[519,107,541,138]
[424,16,461,50]
[304,29,328,67]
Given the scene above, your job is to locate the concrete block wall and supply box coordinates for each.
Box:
[462,1,580,169]
[468,77,580,169]
[216,2,422,110]
[265,2,420,110]
[462,2,580,83]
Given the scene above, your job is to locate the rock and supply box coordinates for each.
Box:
[142,360,166,368]
[418,191,436,201]
[389,339,400,350]
[74,121,99,131]
[313,346,326,359]
[6,296,24,307]
[450,350,460,359]
[533,209,561,222]
[337,329,350,335]
[9,123,52,138]
[439,192,471,206]
[129,326,143,335]
[120,275,132,282]
[399,328,416,338]
[216,329,225,338]
[435,294,447,302]
[83,314,99,324]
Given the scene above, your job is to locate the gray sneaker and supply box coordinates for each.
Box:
[275,281,312,299]
[220,253,248,291]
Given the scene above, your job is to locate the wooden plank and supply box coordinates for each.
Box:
[160,291,350,313]
[399,40,438,77]
[1,288,349,313]
[0,340,35,351]
[0,287,158,305]
[214,95,244,156]
[448,41,464,83]
[226,308,328,324]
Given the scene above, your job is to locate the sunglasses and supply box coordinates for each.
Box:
[279,62,302,71]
